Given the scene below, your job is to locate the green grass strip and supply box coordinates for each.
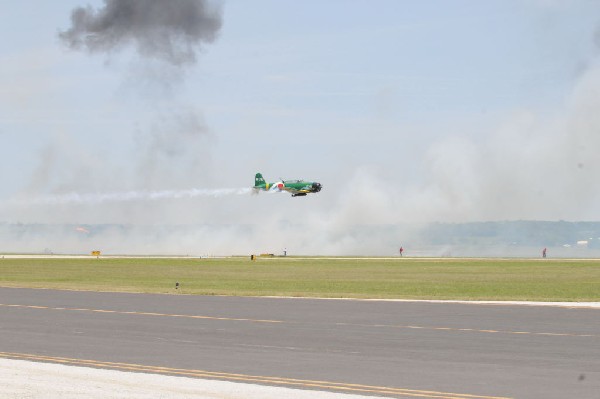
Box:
[0,257,599,301]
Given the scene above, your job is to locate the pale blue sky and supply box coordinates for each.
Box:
[2,1,600,254]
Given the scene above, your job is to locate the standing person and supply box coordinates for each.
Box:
[399,247,404,257]
[542,247,547,258]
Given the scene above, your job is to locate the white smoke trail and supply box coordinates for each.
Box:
[10,187,253,205]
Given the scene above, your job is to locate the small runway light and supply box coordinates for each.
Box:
[175,282,179,289]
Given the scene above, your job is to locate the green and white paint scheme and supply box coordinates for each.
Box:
[253,173,322,197]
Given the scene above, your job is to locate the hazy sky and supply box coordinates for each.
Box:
[2,1,600,254]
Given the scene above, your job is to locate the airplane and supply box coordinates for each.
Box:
[253,173,322,197]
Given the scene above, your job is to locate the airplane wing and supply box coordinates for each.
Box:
[281,186,301,194]
[281,184,313,197]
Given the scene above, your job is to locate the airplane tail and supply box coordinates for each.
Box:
[255,173,266,187]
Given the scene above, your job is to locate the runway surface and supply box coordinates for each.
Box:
[0,357,376,399]
[1,287,599,398]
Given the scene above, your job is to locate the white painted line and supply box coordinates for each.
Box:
[261,296,600,309]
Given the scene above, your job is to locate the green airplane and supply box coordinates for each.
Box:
[253,173,322,197]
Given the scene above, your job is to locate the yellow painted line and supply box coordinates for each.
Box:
[0,304,281,324]
[337,321,600,339]
[0,351,512,399]
[388,325,598,338]
[2,303,597,338]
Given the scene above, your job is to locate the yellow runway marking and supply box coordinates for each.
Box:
[385,325,596,338]
[0,351,512,399]
[337,321,599,339]
[0,303,281,324]
[2,303,597,338]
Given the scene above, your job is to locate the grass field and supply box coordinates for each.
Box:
[0,257,599,301]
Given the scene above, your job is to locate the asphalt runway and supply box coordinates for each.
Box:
[0,287,598,398]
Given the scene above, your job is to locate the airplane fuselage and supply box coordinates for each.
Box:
[254,173,321,197]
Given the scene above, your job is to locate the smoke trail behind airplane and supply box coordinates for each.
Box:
[11,188,253,206]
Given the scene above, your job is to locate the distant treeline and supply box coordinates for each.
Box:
[419,221,600,248]
[2,221,600,252]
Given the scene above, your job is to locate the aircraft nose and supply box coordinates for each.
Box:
[312,182,322,192]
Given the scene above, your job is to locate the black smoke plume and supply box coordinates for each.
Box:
[59,0,223,66]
